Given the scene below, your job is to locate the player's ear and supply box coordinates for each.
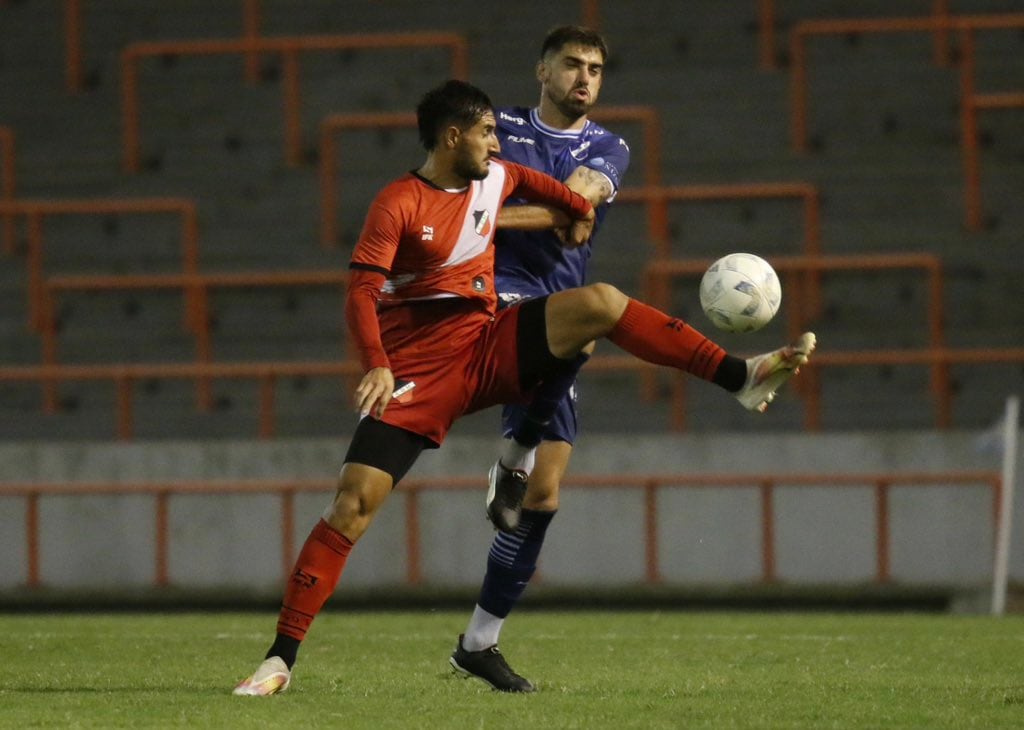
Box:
[442,124,461,150]
[535,59,548,84]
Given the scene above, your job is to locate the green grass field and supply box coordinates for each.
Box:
[3,610,1024,728]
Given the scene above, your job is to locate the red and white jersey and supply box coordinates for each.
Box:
[346,158,592,371]
[350,159,588,313]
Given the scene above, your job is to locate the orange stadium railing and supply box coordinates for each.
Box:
[787,13,1024,230]
[645,253,944,429]
[958,28,1024,232]
[0,126,15,254]
[317,105,662,249]
[0,360,364,441]
[120,32,470,173]
[758,0,956,71]
[0,198,200,331]
[38,269,354,413]
[0,471,1001,588]
[789,14,1024,148]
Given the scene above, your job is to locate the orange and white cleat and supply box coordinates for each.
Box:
[735,332,816,413]
[232,656,291,696]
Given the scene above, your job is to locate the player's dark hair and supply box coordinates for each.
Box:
[416,79,494,151]
[540,25,608,62]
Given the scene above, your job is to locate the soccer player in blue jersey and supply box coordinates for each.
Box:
[450,25,631,692]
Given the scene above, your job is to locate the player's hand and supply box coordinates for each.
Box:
[563,208,595,248]
[354,366,395,419]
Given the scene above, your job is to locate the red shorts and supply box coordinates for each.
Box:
[375,299,528,446]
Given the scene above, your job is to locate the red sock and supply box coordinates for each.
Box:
[276,518,353,641]
[607,298,725,380]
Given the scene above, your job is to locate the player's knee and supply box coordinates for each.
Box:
[581,282,627,325]
[523,479,560,511]
[324,476,377,539]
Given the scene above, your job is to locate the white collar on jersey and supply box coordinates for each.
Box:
[529,108,590,140]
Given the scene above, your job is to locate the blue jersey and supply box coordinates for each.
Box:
[493,106,630,304]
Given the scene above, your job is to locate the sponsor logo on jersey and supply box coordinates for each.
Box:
[499,111,527,125]
[569,140,591,160]
[473,209,492,236]
[421,225,434,241]
[506,135,535,145]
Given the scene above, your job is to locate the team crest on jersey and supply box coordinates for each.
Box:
[569,140,591,160]
[421,225,434,241]
[473,209,491,236]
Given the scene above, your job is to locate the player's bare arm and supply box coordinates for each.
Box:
[497,164,609,244]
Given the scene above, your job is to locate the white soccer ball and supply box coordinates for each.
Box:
[699,253,782,333]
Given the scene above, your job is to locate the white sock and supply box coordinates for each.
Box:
[462,605,505,651]
[500,439,536,475]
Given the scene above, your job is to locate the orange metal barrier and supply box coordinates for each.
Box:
[0,354,661,441]
[789,13,1024,154]
[958,29,1024,231]
[317,106,662,248]
[0,470,1000,588]
[0,360,363,441]
[643,252,954,429]
[120,32,470,173]
[0,198,200,332]
[39,269,353,412]
[759,0,954,71]
[0,126,15,254]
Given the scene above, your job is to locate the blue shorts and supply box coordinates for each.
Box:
[497,288,579,445]
[501,387,578,445]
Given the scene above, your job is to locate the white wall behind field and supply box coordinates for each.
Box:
[0,428,1019,592]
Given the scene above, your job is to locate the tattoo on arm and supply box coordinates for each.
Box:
[571,166,614,206]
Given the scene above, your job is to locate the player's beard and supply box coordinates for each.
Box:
[454,148,490,181]
[548,86,592,123]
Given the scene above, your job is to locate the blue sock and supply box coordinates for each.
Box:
[477,509,556,618]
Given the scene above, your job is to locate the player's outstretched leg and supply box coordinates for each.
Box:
[734,332,817,412]
[450,634,536,692]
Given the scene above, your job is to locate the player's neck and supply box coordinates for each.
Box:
[536,102,588,132]
[415,156,469,191]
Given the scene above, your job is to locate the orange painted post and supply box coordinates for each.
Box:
[258,374,276,439]
[155,491,170,586]
[932,0,952,66]
[26,492,40,587]
[241,0,262,84]
[789,27,809,154]
[116,374,134,440]
[758,0,777,70]
[959,28,983,232]
[580,0,600,30]
[760,481,776,582]
[874,481,891,582]
[281,49,303,167]
[0,127,15,255]
[64,0,84,92]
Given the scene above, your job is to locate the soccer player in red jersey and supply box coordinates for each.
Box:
[233,79,815,696]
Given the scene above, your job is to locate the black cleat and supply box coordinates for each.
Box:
[486,460,528,533]
[449,634,535,693]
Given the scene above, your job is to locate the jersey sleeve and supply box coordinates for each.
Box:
[583,133,631,193]
[344,268,390,371]
[502,160,593,219]
[350,191,405,274]
[347,189,407,371]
